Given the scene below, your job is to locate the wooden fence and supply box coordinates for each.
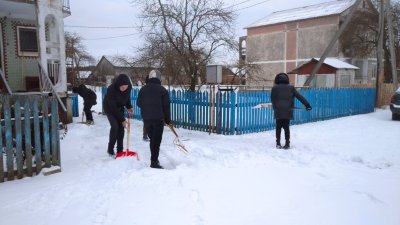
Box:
[0,95,60,182]
[103,87,376,135]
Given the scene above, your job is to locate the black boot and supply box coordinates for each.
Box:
[276,139,282,149]
[150,160,164,169]
[283,140,290,149]
[107,142,115,156]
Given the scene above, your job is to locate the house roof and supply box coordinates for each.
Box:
[103,55,133,68]
[245,0,356,29]
[288,58,359,74]
[313,58,359,69]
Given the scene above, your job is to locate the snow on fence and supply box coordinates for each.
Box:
[0,95,60,182]
[102,87,376,135]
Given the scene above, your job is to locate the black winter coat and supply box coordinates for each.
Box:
[137,78,171,124]
[271,84,310,119]
[74,84,97,106]
[103,74,133,123]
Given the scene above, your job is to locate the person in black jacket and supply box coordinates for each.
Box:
[103,74,133,156]
[271,73,312,149]
[137,70,171,169]
[72,84,97,125]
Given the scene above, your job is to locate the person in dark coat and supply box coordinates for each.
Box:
[72,84,97,125]
[271,73,312,149]
[137,70,171,169]
[103,74,133,156]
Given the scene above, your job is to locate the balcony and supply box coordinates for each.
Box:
[62,0,71,16]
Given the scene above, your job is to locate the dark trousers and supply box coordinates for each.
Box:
[276,119,290,144]
[83,103,94,121]
[106,113,125,153]
[144,119,164,162]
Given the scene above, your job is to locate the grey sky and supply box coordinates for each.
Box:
[64,0,333,62]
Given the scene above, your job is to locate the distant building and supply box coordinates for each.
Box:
[288,58,359,87]
[90,56,153,86]
[242,0,377,87]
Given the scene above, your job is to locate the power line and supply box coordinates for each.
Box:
[82,32,141,40]
[65,25,140,29]
[65,0,267,29]
[234,0,271,11]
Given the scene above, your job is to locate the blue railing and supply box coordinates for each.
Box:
[101,87,376,135]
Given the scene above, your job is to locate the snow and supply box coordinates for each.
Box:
[313,57,359,69]
[245,0,355,29]
[1,89,400,225]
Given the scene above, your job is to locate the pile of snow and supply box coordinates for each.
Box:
[0,89,399,225]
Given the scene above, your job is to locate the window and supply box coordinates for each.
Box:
[17,26,38,57]
[371,63,377,80]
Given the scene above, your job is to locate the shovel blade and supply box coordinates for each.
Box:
[115,150,139,160]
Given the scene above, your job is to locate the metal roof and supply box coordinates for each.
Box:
[245,0,356,29]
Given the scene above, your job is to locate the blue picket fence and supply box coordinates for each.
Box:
[102,87,376,135]
[0,95,60,182]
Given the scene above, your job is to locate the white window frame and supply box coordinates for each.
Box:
[0,23,4,72]
[16,26,39,57]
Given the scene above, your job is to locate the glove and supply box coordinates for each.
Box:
[166,120,173,127]
[306,105,312,111]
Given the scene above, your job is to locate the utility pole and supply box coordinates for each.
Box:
[386,0,398,92]
[376,0,385,107]
[303,0,363,87]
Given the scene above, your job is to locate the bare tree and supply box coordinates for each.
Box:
[133,0,237,91]
[65,32,94,85]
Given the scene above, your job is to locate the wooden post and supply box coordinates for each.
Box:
[376,0,386,107]
[386,0,398,91]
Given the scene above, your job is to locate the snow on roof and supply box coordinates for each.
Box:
[245,0,356,29]
[313,58,359,69]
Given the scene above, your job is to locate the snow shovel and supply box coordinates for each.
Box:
[115,113,139,160]
[253,103,272,109]
[168,124,189,154]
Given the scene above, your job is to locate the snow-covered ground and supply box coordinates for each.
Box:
[0,90,399,225]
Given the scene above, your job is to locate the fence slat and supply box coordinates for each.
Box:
[24,97,33,177]
[14,97,24,179]
[4,96,14,181]
[51,98,60,166]
[42,97,51,167]
[33,96,42,174]
[0,97,4,182]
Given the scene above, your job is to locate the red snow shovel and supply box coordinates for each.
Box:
[115,113,139,160]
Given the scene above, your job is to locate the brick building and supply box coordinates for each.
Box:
[242,0,377,87]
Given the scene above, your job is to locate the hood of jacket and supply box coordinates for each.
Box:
[274,73,289,85]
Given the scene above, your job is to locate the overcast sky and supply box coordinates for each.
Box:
[64,0,333,62]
